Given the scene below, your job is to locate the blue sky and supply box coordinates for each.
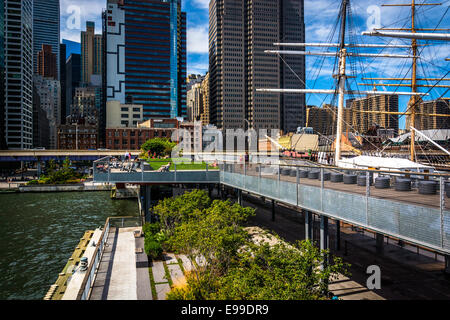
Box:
[60,0,450,129]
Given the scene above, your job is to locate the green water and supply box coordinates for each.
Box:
[0,191,139,300]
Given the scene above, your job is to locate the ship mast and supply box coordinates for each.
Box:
[335,0,348,163]
[257,0,429,165]
[361,1,450,162]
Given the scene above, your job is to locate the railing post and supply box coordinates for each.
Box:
[366,171,370,225]
[244,161,246,189]
[320,167,324,211]
[440,176,445,248]
[278,163,280,199]
[259,163,261,194]
[296,167,299,206]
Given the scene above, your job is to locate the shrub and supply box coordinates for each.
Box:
[27,180,39,185]
[143,222,161,237]
[145,238,163,260]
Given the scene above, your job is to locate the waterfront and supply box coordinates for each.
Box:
[0,191,138,300]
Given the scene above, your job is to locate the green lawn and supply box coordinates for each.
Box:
[145,158,219,171]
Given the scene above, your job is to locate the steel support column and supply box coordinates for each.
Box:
[142,185,152,223]
[335,220,341,251]
[376,233,384,255]
[271,200,275,222]
[320,215,329,293]
[445,255,450,274]
[320,215,329,252]
[305,210,313,241]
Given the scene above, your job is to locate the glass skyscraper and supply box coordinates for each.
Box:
[4,0,34,149]
[105,0,186,120]
[33,0,60,78]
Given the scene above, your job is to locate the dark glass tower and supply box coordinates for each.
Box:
[105,0,186,120]
[0,0,6,149]
[209,0,306,132]
[33,0,60,78]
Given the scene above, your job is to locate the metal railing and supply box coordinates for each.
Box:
[220,161,450,255]
[76,216,142,300]
[93,156,220,184]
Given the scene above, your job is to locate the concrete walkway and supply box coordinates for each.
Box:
[107,227,138,300]
[90,227,141,300]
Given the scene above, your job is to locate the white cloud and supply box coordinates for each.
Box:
[191,0,209,9]
[187,25,209,54]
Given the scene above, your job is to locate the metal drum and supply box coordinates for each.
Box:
[375,177,390,189]
[308,171,320,179]
[330,173,343,182]
[357,174,374,186]
[299,170,308,178]
[343,174,357,184]
[418,181,437,195]
[395,178,411,192]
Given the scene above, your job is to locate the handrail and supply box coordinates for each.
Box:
[220,160,450,178]
[75,216,141,300]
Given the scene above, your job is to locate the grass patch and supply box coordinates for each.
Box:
[176,257,185,274]
[145,158,219,171]
[148,266,157,300]
[162,260,173,287]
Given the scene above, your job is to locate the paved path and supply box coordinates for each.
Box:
[107,227,138,300]
[242,193,450,300]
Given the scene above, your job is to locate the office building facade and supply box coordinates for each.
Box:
[33,0,60,78]
[351,95,399,135]
[33,75,61,149]
[4,0,34,149]
[60,43,67,124]
[37,44,57,79]
[209,0,306,132]
[66,53,81,122]
[81,21,103,84]
[0,1,6,149]
[104,0,187,120]
[416,99,450,130]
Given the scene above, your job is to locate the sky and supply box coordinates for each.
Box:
[60,0,450,129]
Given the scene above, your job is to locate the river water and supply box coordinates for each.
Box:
[0,191,138,300]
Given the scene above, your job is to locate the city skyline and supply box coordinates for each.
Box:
[59,0,449,130]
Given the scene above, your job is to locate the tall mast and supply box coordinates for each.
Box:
[362,1,450,162]
[335,0,348,164]
[410,0,418,162]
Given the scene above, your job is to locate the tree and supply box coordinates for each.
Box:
[141,138,176,158]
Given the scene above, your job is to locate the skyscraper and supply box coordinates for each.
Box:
[81,21,103,84]
[209,0,306,132]
[66,53,81,120]
[0,0,6,149]
[351,95,399,135]
[104,0,186,120]
[60,43,67,124]
[37,44,57,79]
[4,0,34,149]
[33,0,60,78]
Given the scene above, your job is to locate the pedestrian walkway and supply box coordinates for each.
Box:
[90,227,141,300]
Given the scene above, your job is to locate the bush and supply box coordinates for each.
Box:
[27,180,39,185]
[145,237,163,260]
[143,222,161,237]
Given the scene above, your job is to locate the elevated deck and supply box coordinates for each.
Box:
[92,159,450,256]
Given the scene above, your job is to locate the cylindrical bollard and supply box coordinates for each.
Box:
[343,174,357,184]
[330,173,343,183]
[418,180,437,195]
[375,177,390,189]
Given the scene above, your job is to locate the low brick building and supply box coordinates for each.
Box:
[106,119,179,150]
[57,123,99,150]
